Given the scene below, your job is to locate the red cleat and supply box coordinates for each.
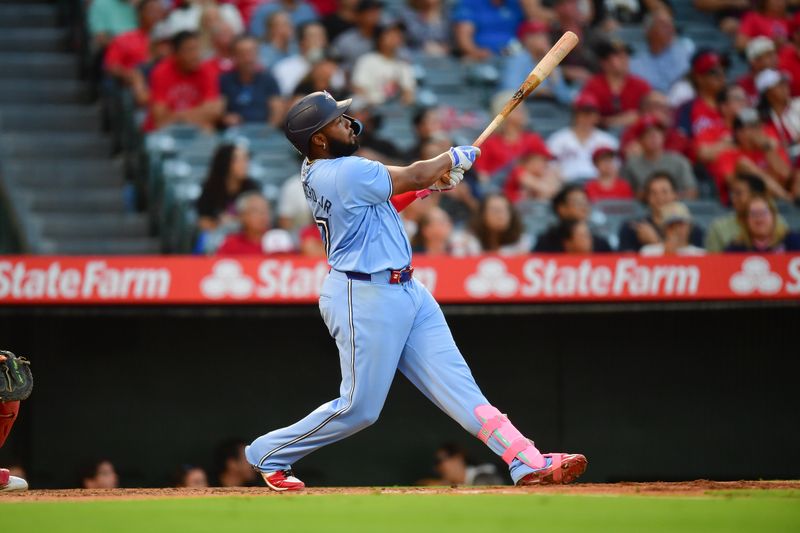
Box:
[261,470,305,492]
[516,453,588,485]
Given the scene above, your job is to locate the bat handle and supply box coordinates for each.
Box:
[472,114,505,148]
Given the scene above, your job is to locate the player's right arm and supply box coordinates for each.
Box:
[387,146,480,196]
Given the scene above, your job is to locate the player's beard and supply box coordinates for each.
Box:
[328,137,359,158]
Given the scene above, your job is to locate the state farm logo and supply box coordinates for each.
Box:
[200,260,255,299]
[729,257,783,295]
[465,258,519,297]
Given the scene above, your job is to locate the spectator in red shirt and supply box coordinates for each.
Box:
[578,38,651,129]
[692,84,748,175]
[473,91,549,179]
[299,223,326,257]
[757,68,800,154]
[621,90,690,158]
[677,50,729,161]
[503,145,561,203]
[736,0,790,51]
[216,192,297,255]
[146,31,224,131]
[711,107,792,202]
[104,0,165,85]
[778,12,800,96]
[585,147,634,202]
[738,36,779,104]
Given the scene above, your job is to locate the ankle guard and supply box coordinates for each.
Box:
[475,405,545,469]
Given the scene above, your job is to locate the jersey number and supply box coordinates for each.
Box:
[315,217,331,257]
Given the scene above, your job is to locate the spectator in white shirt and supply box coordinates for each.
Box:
[352,22,416,105]
[273,21,344,96]
[640,202,706,256]
[546,94,619,182]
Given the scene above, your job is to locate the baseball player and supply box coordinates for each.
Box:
[245,91,587,491]
[0,352,27,492]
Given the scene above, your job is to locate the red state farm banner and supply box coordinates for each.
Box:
[0,254,799,305]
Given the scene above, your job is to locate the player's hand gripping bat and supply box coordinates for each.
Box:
[424,31,579,194]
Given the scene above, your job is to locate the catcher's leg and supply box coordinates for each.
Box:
[0,401,19,448]
[246,273,415,477]
[398,281,586,485]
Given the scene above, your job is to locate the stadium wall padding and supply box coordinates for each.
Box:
[0,304,798,488]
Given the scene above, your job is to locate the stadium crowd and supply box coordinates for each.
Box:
[90,0,800,256]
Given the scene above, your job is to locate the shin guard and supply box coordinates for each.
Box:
[474,405,545,469]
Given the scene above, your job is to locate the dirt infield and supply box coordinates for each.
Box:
[1,480,798,502]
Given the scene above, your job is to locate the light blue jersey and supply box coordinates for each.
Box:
[300,156,411,274]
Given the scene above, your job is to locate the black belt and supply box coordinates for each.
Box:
[345,266,414,284]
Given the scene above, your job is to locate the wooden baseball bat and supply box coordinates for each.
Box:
[472,31,580,147]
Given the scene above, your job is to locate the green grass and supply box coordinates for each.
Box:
[3,492,799,533]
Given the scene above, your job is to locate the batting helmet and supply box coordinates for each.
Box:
[284,91,363,156]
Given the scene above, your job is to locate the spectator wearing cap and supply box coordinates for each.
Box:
[725,194,800,251]
[323,0,358,42]
[711,106,793,202]
[249,0,318,39]
[705,172,790,251]
[258,11,297,69]
[756,68,800,155]
[585,147,634,202]
[621,90,690,158]
[738,36,780,104]
[736,0,790,51]
[503,146,561,203]
[501,21,576,105]
[273,22,340,96]
[219,36,283,128]
[473,91,550,179]
[88,0,138,50]
[640,202,706,256]
[578,38,651,129]
[399,0,451,55]
[104,0,165,85]
[128,21,176,108]
[778,12,800,96]
[618,172,704,252]
[452,0,524,60]
[630,9,696,94]
[546,95,619,182]
[145,31,223,132]
[622,115,698,199]
[352,22,416,106]
[690,84,748,178]
[534,184,612,252]
[331,0,383,72]
[216,192,297,255]
[675,50,728,158]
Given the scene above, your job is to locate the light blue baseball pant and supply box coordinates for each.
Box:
[245,270,536,483]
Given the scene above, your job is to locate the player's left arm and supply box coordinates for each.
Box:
[387,146,480,196]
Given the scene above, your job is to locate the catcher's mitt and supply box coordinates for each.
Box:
[0,350,33,402]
